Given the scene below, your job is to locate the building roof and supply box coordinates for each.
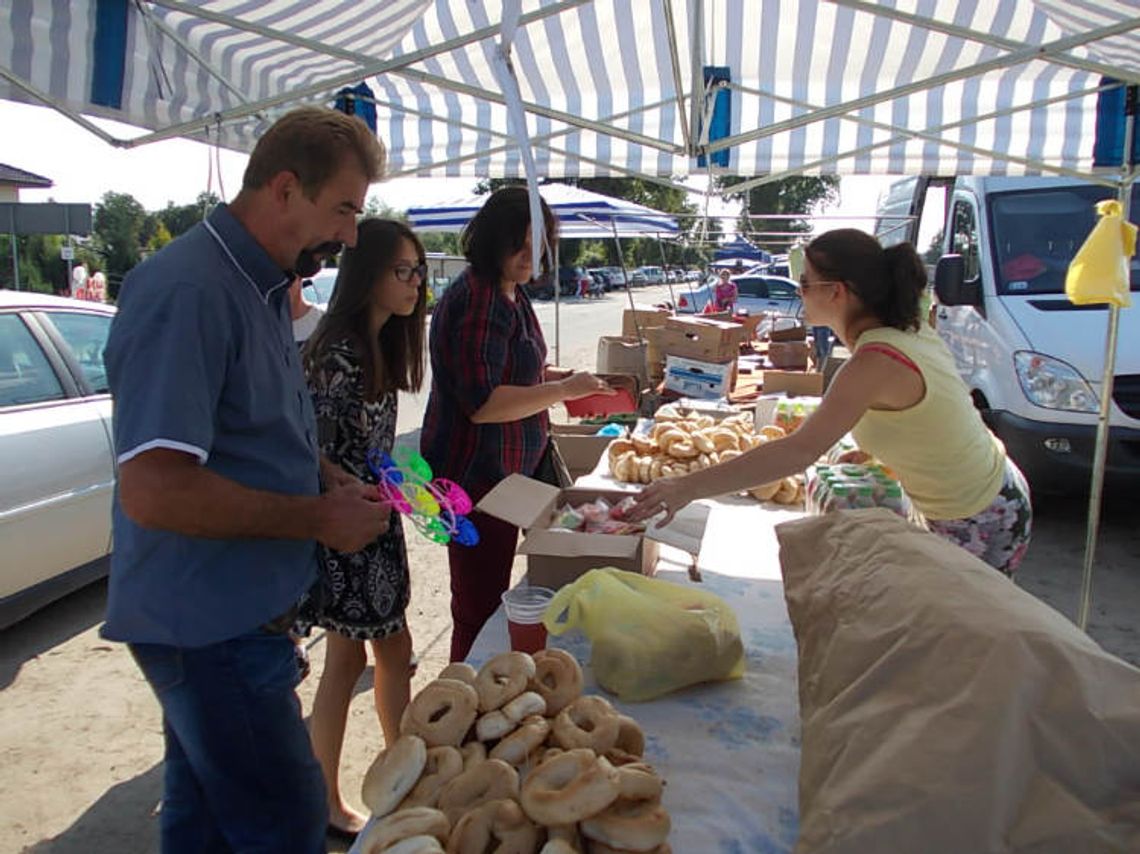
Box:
[0,163,53,189]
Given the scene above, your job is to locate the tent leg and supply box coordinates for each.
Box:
[1077,303,1121,631]
[554,242,561,366]
[611,224,639,333]
[1077,94,1135,632]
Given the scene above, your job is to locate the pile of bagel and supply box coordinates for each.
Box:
[359,649,670,854]
[606,409,804,506]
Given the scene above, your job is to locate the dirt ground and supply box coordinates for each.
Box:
[2,288,1138,853]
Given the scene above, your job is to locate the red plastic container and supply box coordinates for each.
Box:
[564,388,637,417]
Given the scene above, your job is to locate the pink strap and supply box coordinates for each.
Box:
[861,343,921,375]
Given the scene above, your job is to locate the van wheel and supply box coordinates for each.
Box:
[970,390,997,428]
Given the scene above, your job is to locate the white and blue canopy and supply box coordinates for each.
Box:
[406,183,678,237]
[2,1,1138,185]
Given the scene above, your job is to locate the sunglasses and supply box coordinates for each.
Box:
[797,274,843,292]
[392,263,428,283]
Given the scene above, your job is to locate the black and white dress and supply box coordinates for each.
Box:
[297,337,410,640]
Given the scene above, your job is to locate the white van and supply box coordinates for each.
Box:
[895,177,1140,491]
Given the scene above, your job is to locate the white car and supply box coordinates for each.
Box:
[301,267,339,310]
[0,291,116,628]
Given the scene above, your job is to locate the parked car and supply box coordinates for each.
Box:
[0,291,116,628]
[601,267,627,288]
[524,275,555,300]
[587,268,613,291]
[628,270,648,287]
[638,266,666,285]
[676,274,802,317]
[559,266,592,297]
[301,267,339,309]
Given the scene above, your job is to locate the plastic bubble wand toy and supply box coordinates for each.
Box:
[366,446,479,546]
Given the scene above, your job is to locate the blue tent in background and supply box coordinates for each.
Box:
[714,238,769,264]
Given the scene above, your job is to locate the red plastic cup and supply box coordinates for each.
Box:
[501,586,555,654]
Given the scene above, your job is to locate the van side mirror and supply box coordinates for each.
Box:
[934,254,982,310]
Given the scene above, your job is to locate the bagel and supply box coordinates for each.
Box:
[614,715,645,757]
[553,696,621,753]
[490,714,551,766]
[362,735,428,818]
[437,759,520,825]
[400,746,464,809]
[759,424,786,441]
[502,690,546,723]
[630,434,655,456]
[459,742,486,772]
[447,798,541,854]
[539,838,580,854]
[401,679,479,748]
[749,480,782,502]
[586,840,672,854]
[718,449,742,464]
[475,709,516,742]
[359,806,450,852]
[437,662,478,685]
[692,431,715,454]
[611,450,637,482]
[656,429,688,454]
[606,439,636,461]
[372,834,445,854]
[520,749,621,826]
[615,763,663,802]
[530,649,583,717]
[654,404,682,423]
[475,652,536,712]
[773,477,799,505]
[637,457,652,484]
[581,796,672,853]
[710,428,740,452]
[649,458,664,481]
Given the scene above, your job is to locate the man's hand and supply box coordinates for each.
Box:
[319,456,359,491]
[315,482,392,553]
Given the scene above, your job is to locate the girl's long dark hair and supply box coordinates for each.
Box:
[806,228,927,332]
[303,218,427,398]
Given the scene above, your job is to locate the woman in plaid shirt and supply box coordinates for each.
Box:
[421,187,613,661]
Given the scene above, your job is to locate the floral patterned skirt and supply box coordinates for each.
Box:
[926,457,1032,577]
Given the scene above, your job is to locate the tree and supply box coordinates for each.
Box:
[157,191,221,239]
[923,228,945,265]
[717,176,840,253]
[92,191,147,295]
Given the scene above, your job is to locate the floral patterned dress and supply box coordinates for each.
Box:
[296,338,410,640]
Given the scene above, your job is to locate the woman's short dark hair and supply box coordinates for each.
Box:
[304,218,426,396]
[461,186,559,284]
[805,228,927,331]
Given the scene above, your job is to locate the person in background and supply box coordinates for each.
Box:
[290,274,326,344]
[713,268,738,313]
[297,218,427,838]
[790,243,834,368]
[631,229,1032,578]
[421,186,614,661]
[102,106,388,853]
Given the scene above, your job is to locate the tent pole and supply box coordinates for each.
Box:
[1077,95,1136,632]
[657,238,678,308]
[554,242,561,366]
[611,221,639,334]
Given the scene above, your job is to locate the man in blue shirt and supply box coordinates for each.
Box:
[104,107,388,852]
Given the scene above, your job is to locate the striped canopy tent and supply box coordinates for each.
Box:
[406,182,678,238]
[1,1,1137,188]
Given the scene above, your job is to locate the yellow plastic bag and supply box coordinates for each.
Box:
[543,568,745,702]
[1065,199,1136,308]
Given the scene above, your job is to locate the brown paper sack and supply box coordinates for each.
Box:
[776,509,1140,854]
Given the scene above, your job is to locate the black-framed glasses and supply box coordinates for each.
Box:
[393,263,428,283]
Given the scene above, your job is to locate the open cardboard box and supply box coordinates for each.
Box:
[477,474,709,589]
[622,306,672,338]
[763,369,824,396]
[550,422,626,481]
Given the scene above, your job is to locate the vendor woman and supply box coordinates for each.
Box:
[631,229,1032,576]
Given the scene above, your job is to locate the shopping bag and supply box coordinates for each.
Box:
[1065,199,1136,308]
[543,568,745,701]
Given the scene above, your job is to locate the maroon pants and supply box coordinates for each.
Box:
[447,509,519,662]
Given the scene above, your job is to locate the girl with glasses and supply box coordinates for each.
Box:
[631,228,1031,578]
[297,218,428,838]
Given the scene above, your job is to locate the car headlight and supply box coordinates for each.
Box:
[1013,352,1099,412]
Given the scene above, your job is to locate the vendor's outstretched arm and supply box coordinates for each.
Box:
[632,352,899,523]
[119,448,388,553]
[471,372,613,424]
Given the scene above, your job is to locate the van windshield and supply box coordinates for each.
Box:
[987,185,1140,296]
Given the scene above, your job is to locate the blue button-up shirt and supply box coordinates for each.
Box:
[103,205,320,647]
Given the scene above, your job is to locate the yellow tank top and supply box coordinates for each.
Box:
[850,324,1006,520]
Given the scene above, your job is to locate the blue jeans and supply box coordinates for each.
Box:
[130,630,328,854]
[811,326,833,365]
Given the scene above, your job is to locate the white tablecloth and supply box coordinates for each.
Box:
[351,499,805,853]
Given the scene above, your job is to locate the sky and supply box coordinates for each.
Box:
[2,99,893,236]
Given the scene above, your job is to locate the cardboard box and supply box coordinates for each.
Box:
[768,340,811,369]
[662,316,744,363]
[596,337,649,387]
[769,324,808,342]
[477,474,661,588]
[622,306,671,338]
[763,369,824,396]
[664,355,735,399]
[550,424,619,482]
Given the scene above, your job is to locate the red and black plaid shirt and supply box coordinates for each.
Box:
[421,268,549,499]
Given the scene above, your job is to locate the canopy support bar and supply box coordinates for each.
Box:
[0,69,119,145]
[662,0,692,152]
[708,18,1139,154]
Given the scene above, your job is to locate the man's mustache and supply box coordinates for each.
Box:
[294,242,343,278]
